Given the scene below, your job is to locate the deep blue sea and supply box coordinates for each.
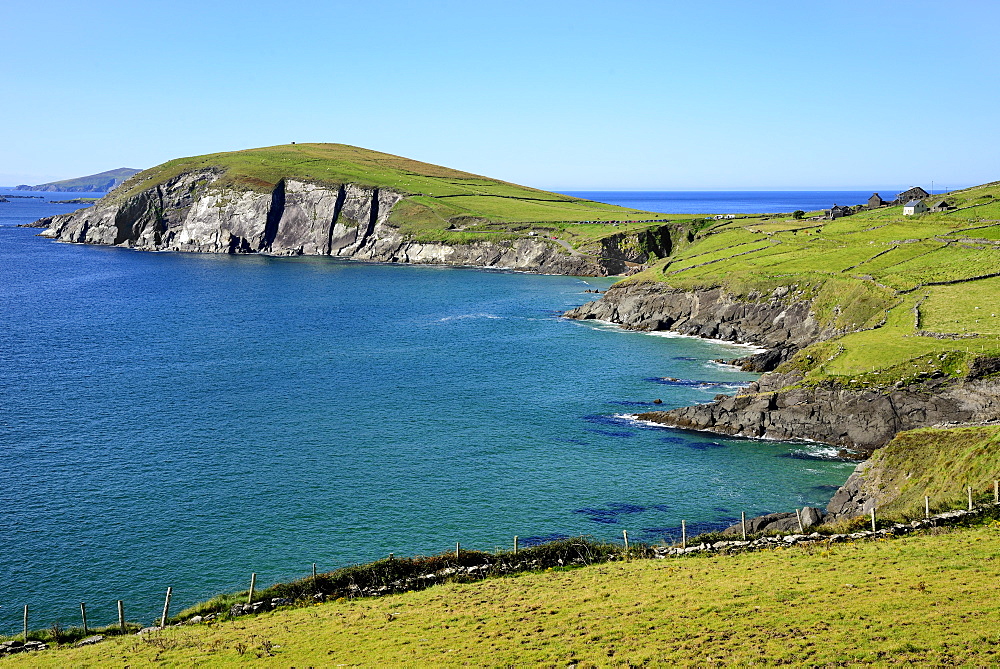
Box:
[0,189,857,633]
[560,190,890,214]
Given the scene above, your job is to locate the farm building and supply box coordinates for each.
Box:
[866,193,886,209]
[903,200,929,215]
[931,200,953,212]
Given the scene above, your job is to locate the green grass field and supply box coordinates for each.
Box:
[619,180,1000,386]
[9,520,1000,666]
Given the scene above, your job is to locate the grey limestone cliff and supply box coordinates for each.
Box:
[37,171,655,276]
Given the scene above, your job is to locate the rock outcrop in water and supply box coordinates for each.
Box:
[36,170,664,276]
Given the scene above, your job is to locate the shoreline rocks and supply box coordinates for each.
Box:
[564,282,832,369]
[634,372,1000,453]
[567,283,1000,452]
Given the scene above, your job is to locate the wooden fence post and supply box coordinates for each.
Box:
[741,511,747,541]
[870,508,876,532]
[681,520,687,550]
[160,587,172,628]
[513,536,518,555]
[968,486,974,511]
[312,563,317,580]
[455,542,460,559]
[81,602,88,635]
[994,480,998,504]
[248,574,256,604]
[622,529,629,554]
[118,600,126,634]
[925,495,930,519]
[23,605,28,642]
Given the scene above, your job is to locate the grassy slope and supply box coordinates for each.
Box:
[109,143,696,250]
[10,522,1000,666]
[621,181,1000,386]
[862,425,1000,518]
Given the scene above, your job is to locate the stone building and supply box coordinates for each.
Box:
[895,186,930,205]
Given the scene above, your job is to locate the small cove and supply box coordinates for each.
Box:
[0,194,856,632]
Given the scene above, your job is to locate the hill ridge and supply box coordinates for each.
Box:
[15,167,141,192]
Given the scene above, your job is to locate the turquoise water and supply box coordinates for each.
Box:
[0,198,855,632]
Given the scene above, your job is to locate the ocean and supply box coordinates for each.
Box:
[0,189,857,633]
[558,190,893,214]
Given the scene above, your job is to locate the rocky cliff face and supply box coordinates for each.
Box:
[564,282,833,369]
[36,171,655,276]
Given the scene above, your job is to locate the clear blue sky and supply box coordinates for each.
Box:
[2,0,997,189]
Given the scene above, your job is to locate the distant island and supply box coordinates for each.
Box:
[48,197,101,205]
[15,167,141,192]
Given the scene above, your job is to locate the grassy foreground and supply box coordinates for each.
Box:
[8,521,1000,666]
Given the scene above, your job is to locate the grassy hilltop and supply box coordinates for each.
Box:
[111,143,693,248]
[622,181,1000,386]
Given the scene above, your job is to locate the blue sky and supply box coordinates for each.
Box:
[2,0,997,189]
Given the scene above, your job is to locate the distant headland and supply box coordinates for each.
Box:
[14,167,141,193]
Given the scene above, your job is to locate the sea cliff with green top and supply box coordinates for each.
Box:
[35,143,699,276]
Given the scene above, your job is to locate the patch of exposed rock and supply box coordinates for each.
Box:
[721,506,827,535]
[635,372,1000,453]
[0,640,48,657]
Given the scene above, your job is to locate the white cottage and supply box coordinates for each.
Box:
[903,199,928,215]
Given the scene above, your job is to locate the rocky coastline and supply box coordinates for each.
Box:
[565,281,1000,520]
[34,170,667,277]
